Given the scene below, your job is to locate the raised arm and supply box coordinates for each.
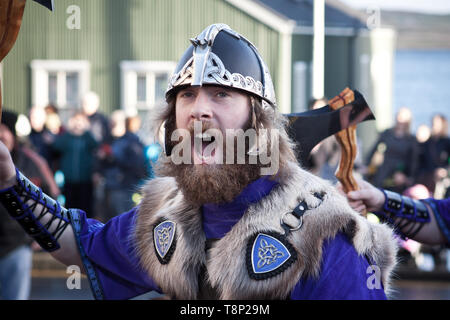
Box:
[344,179,448,245]
[0,140,83,268]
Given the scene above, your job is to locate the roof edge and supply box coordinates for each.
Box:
[224,0,363,36]
[224,0,296,34]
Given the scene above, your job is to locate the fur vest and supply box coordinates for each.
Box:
[134,162,398,299]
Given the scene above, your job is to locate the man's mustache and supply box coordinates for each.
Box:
[186,120,219,135]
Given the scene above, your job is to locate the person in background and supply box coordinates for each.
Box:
[422,114,450,198]
[102,111,147,221]
[415,124,433,190]
[97,109,125,222]
[51,112,98,217]
[303,97,341,182]
[44,104,64,136]
[126,113,142,135]
[304,98,364,183]
[82,91,112,145]
[29,106,56,171]
[0,110,59,300]
[366,107,419,194]
[82,92,112,222]
[126,113,160,179]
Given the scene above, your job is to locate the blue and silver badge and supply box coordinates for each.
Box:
[246,232,296,280]
[153,220,176,264]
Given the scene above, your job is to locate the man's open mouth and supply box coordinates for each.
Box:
[193,132,217,165]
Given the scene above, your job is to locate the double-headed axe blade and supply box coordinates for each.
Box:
[286,90,375,166]
[33,0,53,10]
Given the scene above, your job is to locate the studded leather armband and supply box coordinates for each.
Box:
[374,189,430,240]
[0,169,70,252]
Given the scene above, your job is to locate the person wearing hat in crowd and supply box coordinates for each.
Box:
[0,110,59,300]
[0,24,398,300]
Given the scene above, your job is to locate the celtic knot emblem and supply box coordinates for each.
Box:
[247,232,297,280]
[257,238,285,269]
[153,220,176,264]
[157,226,173,255]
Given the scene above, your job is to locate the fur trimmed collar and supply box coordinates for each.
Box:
[134,163,398,299]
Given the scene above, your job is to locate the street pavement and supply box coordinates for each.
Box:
[29,276,450,300]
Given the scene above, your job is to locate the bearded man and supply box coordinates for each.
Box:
[0,24,397,300]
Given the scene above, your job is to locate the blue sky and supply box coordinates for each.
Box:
[339,0,450,14]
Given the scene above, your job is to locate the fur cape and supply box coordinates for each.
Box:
[134,162,398,299]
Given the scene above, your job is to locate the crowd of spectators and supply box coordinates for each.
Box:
[1,93,449,299]
[306,98,450,274]
[15,92,158,220]
[365,108,450,273]
[366,108,450,199]
[0,92,160,299]
[305,98,449,201]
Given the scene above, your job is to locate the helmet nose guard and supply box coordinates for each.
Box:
[166,24,276,108]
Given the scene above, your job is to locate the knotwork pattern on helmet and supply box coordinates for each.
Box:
[168,57,194,89]
[168,52,263,98]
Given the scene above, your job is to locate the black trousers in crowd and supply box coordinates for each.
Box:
[64,182,94,218]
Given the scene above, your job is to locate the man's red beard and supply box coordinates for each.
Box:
[155,120,263,205]
[158,161,262,205]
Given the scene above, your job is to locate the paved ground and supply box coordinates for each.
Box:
[27,252,450,300]
[30,277,162,300]
[28,276,450,300]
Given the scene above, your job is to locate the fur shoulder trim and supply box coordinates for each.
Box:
[207,163,398,299]
[134,177,205,299]
[134,164,398,299]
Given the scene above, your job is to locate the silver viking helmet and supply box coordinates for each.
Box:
[166,24,277,108]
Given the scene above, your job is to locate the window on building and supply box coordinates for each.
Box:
[30,60,90,110]
[120,61,176,115]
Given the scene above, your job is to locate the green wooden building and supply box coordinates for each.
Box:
[2,0,396,152]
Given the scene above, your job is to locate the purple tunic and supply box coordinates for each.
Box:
[427,197,450,245]
[70,208,161,299]
[291,233,385,299]
[69,177,387,300]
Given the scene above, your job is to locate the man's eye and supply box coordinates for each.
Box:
[180,91,194,98]
[216,91,229,98]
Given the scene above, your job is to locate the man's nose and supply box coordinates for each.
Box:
[190,90,213,121]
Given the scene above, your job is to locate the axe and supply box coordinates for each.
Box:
[287,87,375,215]
[0,0,52,122]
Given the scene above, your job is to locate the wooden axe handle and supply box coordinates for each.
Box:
[0,0,26,122]
[328,87,366,216]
